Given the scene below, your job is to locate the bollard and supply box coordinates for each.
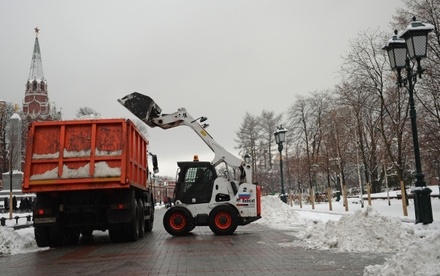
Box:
[14,216,20,224]
[412,187,433,224]
[0,217,5,226]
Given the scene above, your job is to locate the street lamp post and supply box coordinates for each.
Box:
[274,125,287,203]
[383,17,434,224]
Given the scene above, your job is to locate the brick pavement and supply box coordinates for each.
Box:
[0,207,389,275]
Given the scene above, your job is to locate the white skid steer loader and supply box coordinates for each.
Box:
[118,92,261,235]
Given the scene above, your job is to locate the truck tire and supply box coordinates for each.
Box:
[145,196,154,232]
[34,226,50,247]
[163,207,192,236]
[123,196,140,242]
[208,205,238,235]
[34,197,51,247]
[49,225,69,247]
[109,223,124,243]
[138,199,145,238]
[81,228,93,237]
[68,229,80,245]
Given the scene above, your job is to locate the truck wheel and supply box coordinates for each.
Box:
[163,207,192,236]
[81,228,93,237]
[145,196,154,232]
[208,205,238,235]
[123,197,140,242]
[68,229,80,245]
[49,225,69,247]
[138,199,145,238]
[109,223,124,243]
[34,226,50,247]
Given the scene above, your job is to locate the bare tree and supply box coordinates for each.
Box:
[76,106,100,118]
[258,110,283,171]
[286,91,330,208]
[235,112,260,184]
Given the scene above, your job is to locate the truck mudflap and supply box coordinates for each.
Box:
[118,92,162,128]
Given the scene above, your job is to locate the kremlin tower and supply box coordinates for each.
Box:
[22,27,61,121]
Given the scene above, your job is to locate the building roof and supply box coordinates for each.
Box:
[28,27,44,81]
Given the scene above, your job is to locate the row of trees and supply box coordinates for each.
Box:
[235,0,440,200]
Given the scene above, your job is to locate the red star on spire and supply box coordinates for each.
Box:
[34,27,40,36]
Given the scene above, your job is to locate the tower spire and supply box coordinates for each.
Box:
[28,27,44,81]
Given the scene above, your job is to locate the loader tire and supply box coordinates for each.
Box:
[163,207,192,236]
[208,205,238,235]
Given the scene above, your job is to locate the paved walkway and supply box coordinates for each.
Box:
[0,207,389,275]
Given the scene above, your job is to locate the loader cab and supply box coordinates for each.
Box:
[175,161,217,204]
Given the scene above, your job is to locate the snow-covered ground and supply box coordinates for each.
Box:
[1,187,440,275]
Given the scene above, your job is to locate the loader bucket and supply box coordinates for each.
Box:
[118,92,162,128]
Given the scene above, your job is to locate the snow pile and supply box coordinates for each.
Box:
[0,227,45,256]
[260,196,417,252]
[258,196,303,230]
[258,195,440,275]
[364,231,440,275]
[312,207,415,252]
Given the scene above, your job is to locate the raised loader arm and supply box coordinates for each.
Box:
[118,92,252,182]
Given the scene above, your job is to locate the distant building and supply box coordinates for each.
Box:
[22,27,61,122]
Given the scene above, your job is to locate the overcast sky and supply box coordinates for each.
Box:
[0,0,403,177]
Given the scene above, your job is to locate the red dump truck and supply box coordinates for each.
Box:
[22,119,155,247]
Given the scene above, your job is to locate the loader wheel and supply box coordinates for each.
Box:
[163,207,192,236]
[209,205,238,235]
[34,226,50,247]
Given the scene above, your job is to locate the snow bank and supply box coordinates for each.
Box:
[315,207,416,252]
[261,196,418,253]
[0,227,47,256]
[364,231,440,275]
[258,195,440,275]
[258,195,304,230]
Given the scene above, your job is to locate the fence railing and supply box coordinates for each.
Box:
[0,215,33,229]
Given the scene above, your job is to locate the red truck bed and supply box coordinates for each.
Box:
[22,119,149,192]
